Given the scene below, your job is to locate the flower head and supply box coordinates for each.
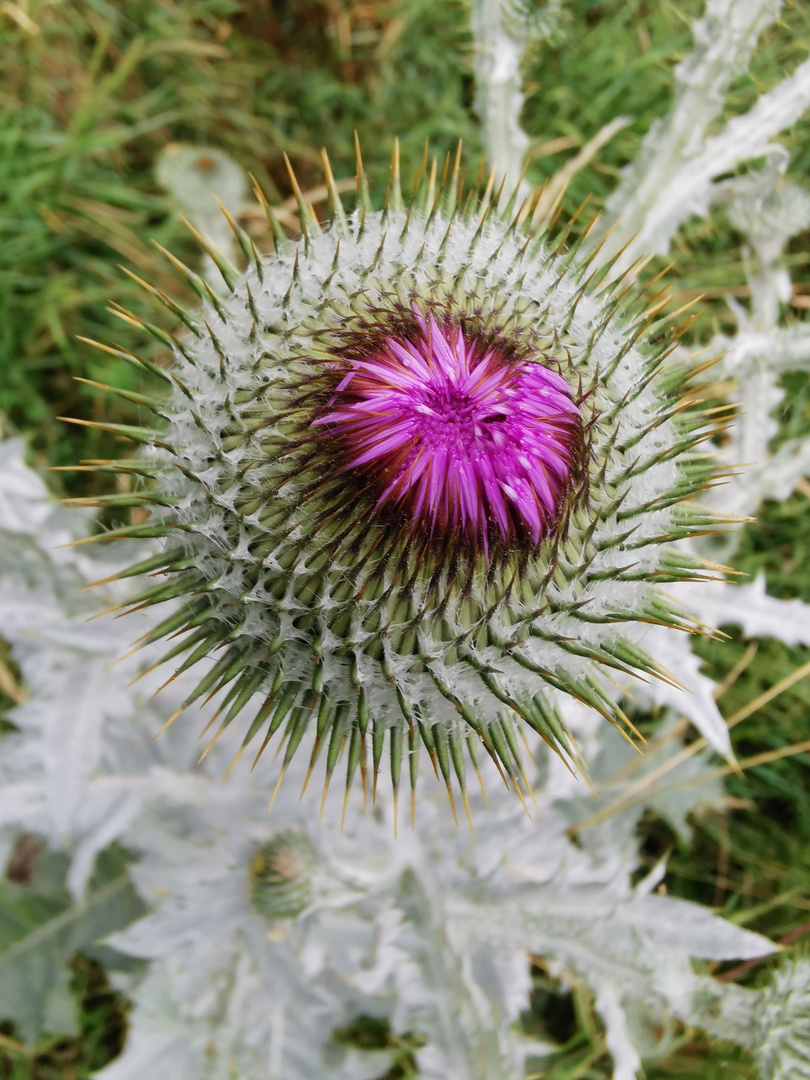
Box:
[318,308,582,553]
[73,144,724,821]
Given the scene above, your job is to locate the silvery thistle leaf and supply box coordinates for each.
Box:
[0,438,53,537]
[593,0,810,272]
[428,787,774,1080]
[578,0,810,564]
[629,623,732,757]
[548,710,725,852]
[0,848,142,1045]
[675,574,810,649]
[0,440,214,898]
[94,965,394,1080]
[98,775,407,1080]
[70,142,739,821]
[696,171,810,558]
[678,955,810,1079]
[470,0,564,196]
[94,730,772,1080]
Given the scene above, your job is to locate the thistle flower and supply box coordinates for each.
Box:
[72,142,725,821]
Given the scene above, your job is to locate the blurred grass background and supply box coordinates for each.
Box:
[1,0,809,1076]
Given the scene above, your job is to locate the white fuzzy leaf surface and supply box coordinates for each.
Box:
[0,439,51,535]
[595,0,785,269]
[640,625,732,757]
[470,0,533,197]
[93,730,773,1080]
[756,958,810,1079]
[551,712,725,849]
[721,324,810,375]
[677,575,810,647]
[695,169,810,552]
[0,442,213,897]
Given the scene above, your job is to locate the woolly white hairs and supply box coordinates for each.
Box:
[698,168,810,560]
[0,438,215,899]
[470,0,566,199]
[579,0,810,561]
[755,957,810,1079]
[97,785,401,1080]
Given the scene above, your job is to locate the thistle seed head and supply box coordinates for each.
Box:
[74,142,726,822]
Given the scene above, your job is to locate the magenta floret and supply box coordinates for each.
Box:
[319,310,581,547]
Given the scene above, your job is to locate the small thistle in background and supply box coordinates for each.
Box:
[67,140,731,824]
[250,830,316,922]
[502,0,566,42]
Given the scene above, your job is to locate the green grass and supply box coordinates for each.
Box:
[1,1,809,1077]
[0,0,478,492]
[0,955,129,1080]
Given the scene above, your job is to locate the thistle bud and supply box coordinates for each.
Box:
[75,142,723,822]
[250,830,316,922]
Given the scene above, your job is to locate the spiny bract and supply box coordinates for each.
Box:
[72,142,726,826]
[756,957,810,1080]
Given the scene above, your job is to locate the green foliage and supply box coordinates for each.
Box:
[334,1017,423,1080]
[0,954,130,1080]
[0,0,261,481]
[522,0,810,341]
[0,844,142,1047]
[522,0,810,207]
[0,0,479,493]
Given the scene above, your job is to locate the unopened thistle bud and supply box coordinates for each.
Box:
[72,142,723,824]
[250,830,316,922]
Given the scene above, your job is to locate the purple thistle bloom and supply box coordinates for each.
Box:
[319,310,582,551]
[78,146,728,815]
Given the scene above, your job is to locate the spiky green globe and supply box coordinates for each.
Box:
[75,146,721,823]
[250,831,316,922]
